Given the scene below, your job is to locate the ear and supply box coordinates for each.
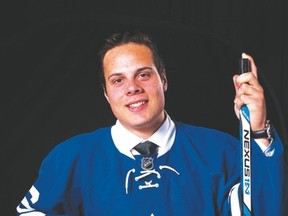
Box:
[161,71,168,91]
[103,85,110,103]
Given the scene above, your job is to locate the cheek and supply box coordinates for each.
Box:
[106,89,122,105]
[147,85,166,104]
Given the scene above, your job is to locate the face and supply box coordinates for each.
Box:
[103,43,168,138]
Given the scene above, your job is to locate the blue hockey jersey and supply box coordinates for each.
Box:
[16,122,287,215]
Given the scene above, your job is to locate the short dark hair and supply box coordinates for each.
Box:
[98,31,166,88]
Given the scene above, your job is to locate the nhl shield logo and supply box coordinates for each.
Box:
[141,157,154,170]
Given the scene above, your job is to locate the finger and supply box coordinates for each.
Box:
[234,96,244,108]
[236,71,262,90]
[233,74,240,90]
[240,82,263,96]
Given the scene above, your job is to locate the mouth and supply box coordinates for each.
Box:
[127,100,148,108]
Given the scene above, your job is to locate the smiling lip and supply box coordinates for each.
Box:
[127,100,148,108]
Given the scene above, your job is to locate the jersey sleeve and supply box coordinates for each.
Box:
[16,140,83,215]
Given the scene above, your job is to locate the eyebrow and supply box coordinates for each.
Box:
[136,66,154,73]
[107,67,155,80]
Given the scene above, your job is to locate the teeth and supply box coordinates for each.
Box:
[129,101,145,108]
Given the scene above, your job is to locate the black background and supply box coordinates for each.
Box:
[1,1,287,215]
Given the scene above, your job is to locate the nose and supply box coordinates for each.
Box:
[126,80,143,95]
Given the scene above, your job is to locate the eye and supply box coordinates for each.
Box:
[140,73,149,77]
[112,78,123,84]
[138,72,151,80]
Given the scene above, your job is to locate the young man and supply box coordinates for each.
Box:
[17,31,287,215]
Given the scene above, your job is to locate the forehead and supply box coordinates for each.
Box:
[104,43,153,63]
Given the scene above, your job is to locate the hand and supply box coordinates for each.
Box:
[233,53,267,133]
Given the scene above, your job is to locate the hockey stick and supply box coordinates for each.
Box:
[239,58,252,216]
